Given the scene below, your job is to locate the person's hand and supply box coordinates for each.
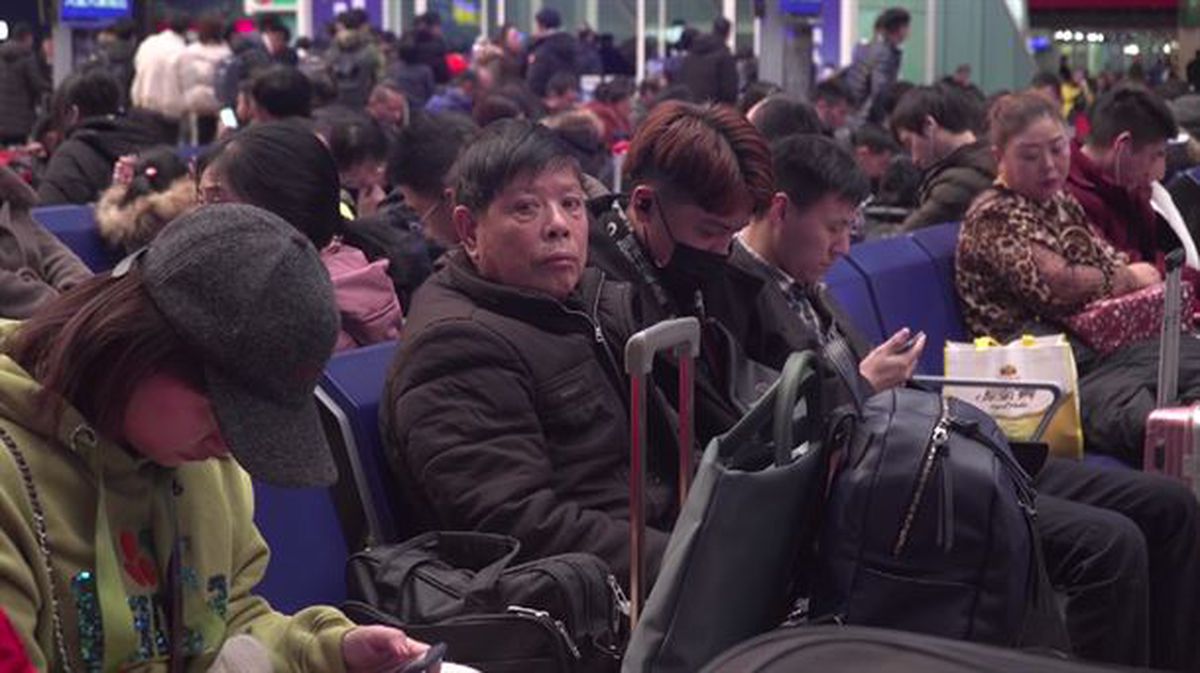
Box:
[358,183,387,218]
[1126,262,1162,289]
[343,625,432,673]
[859,327,926,394]
[111,154,137,187]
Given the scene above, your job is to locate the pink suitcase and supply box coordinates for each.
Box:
[1142,249,1200,497]
[1144,406,1200,498]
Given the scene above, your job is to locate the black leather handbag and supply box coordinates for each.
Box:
[344,531,623,673]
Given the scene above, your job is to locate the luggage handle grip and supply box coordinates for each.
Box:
[912,376,1065,443]
[773,351,822,466]
[624,317,702,376]
[1167,248,1186,273]
[625,318,700,629]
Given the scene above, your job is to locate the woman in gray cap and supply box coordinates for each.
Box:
[0,203,430,671]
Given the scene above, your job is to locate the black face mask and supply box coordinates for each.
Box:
[654,200,730,300]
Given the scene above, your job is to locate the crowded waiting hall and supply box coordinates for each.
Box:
[5,0,1200,670]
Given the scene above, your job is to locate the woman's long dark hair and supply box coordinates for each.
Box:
[197,120,343,248]
[6,270,204,439]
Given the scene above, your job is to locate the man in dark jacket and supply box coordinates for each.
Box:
[382,120,673,584]
[845,7,910,122]
[588,101,777,447]
[890,84,995,231]
[36,70,163,205]
[677,17,738,105]
[409,11,450,85]
[526,8,580,98]
[735,133,1200,671]
[0,24,51,146]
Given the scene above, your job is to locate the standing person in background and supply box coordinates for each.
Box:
[390,32,436,109]
[410,11,451,85]
[178,14,232,145]
[526,8,580,98]
[0,24,50,148]
[326,9,384,109]
[86,19,137,108]
[844,7,910,125]
[131,13,190,142]
[259,15,298,67]
[677,17,738,105]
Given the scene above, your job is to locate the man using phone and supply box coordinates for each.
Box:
[731,133,924,402]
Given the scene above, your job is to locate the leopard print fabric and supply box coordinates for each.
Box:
[956,186,1128,339]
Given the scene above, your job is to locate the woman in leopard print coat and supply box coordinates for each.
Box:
[956,92,1162,340]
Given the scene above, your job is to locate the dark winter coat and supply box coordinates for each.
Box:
[677,33,738,105]
[382,250,672,584]
[527,32,580,97]
[36,115,164,205]
[0,41,50,141]
[902,140,997,231]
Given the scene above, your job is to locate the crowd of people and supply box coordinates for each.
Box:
[1,3,1200,671]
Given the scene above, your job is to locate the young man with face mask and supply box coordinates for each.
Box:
[1066,85,1190,269]
[588,101,776,444]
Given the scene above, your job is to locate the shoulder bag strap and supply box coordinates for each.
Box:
[0,425,74,673]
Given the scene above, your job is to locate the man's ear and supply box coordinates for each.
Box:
[66,105,81,129]
[1114,130,1134,154]
[768,191,789,228]
[454,204,480,259]
[629,184,655,224]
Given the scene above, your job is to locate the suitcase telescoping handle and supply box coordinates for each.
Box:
[1158,248,1186,408]
[624,317,701,629]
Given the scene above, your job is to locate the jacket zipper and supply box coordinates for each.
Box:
[893,397,952,556]
[564,272,624,381]
[508,605,583,659]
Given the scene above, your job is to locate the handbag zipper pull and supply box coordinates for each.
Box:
[507,605,582,659]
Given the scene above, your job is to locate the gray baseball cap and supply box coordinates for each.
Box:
[114,203,340,487]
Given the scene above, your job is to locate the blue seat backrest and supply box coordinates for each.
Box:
[252,480,349,613]
[847,234,967,374]
[176,145,208,162]
[31,205,121,273]
[318,340,403,542]
[824,257,885,346]
[909,221,968,349]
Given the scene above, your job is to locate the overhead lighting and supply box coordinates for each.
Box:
[1073,31,1084,41]
[0,21,8,42]
[1164,44,1173,54]
[1124,44,1141,56]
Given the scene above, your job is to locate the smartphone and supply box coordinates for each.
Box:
[219,107,239,130]
[396,642,447,673]
[897,331,925,354]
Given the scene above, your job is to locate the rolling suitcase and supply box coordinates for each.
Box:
[1143,249,1200,498]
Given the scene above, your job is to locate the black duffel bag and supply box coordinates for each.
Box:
[344,531,624,673]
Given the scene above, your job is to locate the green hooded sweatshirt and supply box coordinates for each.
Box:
[0,336,354,671]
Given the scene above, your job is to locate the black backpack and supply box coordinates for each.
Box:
[811,388,1066,648]
[344,531,623,673]
[330,46,375,108]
